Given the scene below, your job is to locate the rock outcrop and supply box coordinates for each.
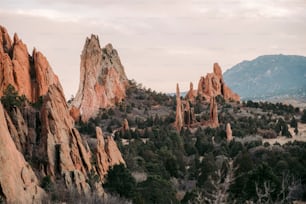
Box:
[39,85,92,193]
[95,127,126,180]
[122,118,130,133]
[226,123,233,141]
[0,25,126,200]
[175,84,184,131]
[186,63,240,102]
[185,82,197,102]
[0,103,46,203]
[175,63,238,130]
[71,35,128,122]
[0,26,60,102]
[209,96,219,128]
[174,84,217,131]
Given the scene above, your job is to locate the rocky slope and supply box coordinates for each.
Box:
[223,54,306,100]
[71,35,128,122]
[0,25,125,203]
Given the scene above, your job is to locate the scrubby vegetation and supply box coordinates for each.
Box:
[0,84,26,110]
[75,80,306,203]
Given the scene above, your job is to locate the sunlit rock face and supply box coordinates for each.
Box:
[0,26,60,102]
[71,35,128,122]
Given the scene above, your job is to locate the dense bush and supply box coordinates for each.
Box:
[103,164,136,199]
[1,84,26,110]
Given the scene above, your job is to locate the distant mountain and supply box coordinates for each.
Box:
[223,54,306,101]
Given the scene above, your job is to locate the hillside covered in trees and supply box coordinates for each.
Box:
[224,54,306,101]
[76,79,306,203]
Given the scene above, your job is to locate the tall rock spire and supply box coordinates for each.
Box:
[71,34,128,122]
[175,83,184,131]
[209,96,219,128]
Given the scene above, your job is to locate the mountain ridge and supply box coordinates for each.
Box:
[223,54,306,101]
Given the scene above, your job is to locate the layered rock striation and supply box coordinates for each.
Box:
[71,35,128,122]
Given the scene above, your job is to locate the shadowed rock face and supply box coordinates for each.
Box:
[0,26,60,102]
[186,63,240,102]
[0,103,46,203]
[71,35,128,122]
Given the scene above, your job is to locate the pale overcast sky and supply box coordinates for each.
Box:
[1,0,306,98]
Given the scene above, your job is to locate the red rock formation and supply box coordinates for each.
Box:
[178,86,197,130]
[226,123,233,141]
[95,127,125,181]
[0,26,61,102]
[122,118,129,133]
[71,35,128,122]
[39,85,92,192]
[185,82,197,102]
[106,136,125,166]
[175,84,219,130]
[223,84,240,102]
[209,97,219,128]
[0,25,127,199]
[175,83,184,131]
[0,103,46,203]
[69,105,80,121]
[195,63,240,102]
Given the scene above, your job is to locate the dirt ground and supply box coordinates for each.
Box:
[263,122,306,145]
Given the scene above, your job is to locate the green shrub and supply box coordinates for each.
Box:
[1,84,26,110]
[103,164,136,199]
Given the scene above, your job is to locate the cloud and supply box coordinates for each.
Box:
[1,0,306,96]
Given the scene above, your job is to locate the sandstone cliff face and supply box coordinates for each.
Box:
[186,63,240,102]
[95,127,126,180]
[0,26,126,200]
[0,26,60,102]
[0,103,46,203]
[71,35,128,122]
[39,85,92,192]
